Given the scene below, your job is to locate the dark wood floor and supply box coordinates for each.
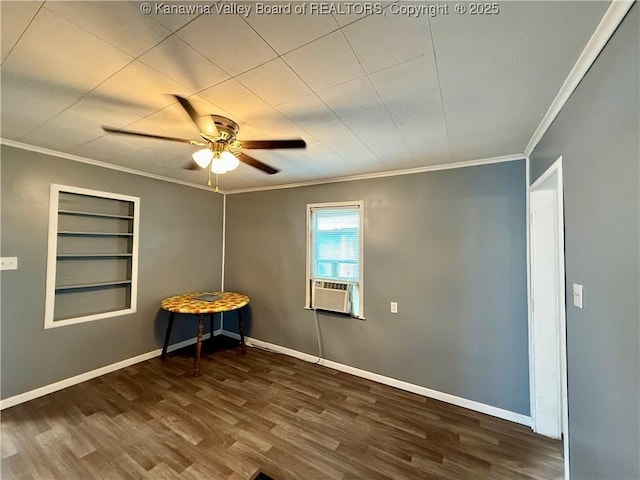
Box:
[1,343,563,479]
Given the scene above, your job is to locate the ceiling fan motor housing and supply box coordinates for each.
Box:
[210,115,239,144]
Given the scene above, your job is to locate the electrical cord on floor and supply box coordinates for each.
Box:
[313,308,324,365]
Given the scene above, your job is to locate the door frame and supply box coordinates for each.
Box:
[528,156,569,478]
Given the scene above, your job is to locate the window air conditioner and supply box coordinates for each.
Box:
[312,280,351,314]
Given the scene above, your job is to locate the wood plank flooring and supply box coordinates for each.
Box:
[1,343,563,479]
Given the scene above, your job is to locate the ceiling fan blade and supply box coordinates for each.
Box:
[240,139,306,150]
[236,152,280,175]
[102,126,206,145]
[172,95,219,137]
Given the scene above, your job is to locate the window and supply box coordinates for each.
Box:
[44,184,140,328]
[306,201,364,318]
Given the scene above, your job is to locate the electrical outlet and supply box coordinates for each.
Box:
[0,257,18,271]
[390,302,398,314]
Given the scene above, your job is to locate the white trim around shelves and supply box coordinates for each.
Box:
[242,335,532,427]
[44,184,140,329]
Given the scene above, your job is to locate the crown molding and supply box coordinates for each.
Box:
[0,138,222,193]
[524,0,635,156]
[224,153,526,194]
[1,138,524,195]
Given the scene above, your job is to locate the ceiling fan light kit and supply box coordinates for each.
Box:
[192,148,214,168]
[102,95,306,186]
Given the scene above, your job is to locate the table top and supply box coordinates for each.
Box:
[161,291,249,314]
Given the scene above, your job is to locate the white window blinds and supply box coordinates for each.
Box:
[310,206,360,282]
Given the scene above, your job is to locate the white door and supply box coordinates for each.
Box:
[529,157,568,454]
[530,188,562,438]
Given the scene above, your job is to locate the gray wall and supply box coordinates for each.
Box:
[1,146,224,399]
[530,6,639,479]
[225,160,530,415]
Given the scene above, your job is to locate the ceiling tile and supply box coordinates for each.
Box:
[126,102,203,140]
[130,1,202,32]
[1,8,133,139]
[277,94,336,124]
[325,131,383,168]
[24,109,105,152]
[139,35,230,93]
[446,104,512,160]
[25,64,197,152]
[199,79,271,122]
[436,23,519,116]
[276,94,352,142]
[305,142,379,177]
[1,8,133,93]
[503,1,611,145]
[237,58,312,106]
[388,103,451,167]
[283,31,365,90]
[332,9,375,28]
[343,6,432,73]
[318,76,382,117]
[245,8,339,54]
[44,1,171,57]
[243,109,312,141]
[0,76,81,139]
[341,106,410,167]
[74,135,189,177]
[370,54,440,106]
[0,0,41,63]
[85,60,194,126]
[429,2,526,53]
[176,12,276,76]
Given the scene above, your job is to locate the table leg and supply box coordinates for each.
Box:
[161,312,175,360]
[194,314,204,377]
[237,308,246,354]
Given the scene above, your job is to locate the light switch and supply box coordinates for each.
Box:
[0,257,18,271]
[573,284,583,309]
[390,302,398,314]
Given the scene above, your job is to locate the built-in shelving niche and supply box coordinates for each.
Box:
[44,185,140,329]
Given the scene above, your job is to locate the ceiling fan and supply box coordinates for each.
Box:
[102,95,306,185]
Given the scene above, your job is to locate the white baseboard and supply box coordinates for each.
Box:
[220,330,240,340]
[242,334,532,427]
[2,330,532,428]
[0,332,219,410]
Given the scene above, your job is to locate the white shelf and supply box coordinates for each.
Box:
[58,231,134,237]
[58,209,134,220]
[57,253,133,259]
[55,280,132,291]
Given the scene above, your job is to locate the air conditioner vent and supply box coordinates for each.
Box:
[312,280,351,314]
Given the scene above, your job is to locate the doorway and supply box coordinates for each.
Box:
[529,157,569,476]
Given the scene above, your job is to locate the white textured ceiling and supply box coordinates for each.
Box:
[1,1,610,191]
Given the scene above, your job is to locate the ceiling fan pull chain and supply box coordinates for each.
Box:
[215,174,219,193]
[207,168,212,187]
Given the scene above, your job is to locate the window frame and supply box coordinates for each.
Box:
[305,200,364,319]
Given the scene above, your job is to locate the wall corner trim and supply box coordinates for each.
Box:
[523,0,635,156]
[242,334,532,427]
